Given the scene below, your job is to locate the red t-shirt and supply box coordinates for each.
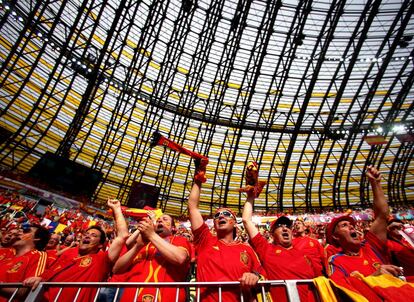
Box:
[0,250,48,302]
[327,232,389,280]
[0,247,15,262]
[121,236,191,302]
[250,233,317,302]
[193,223,264,302]
[46,249,58,268]
[387,238,414,282]
[293,236,325,275]
[41,250,111,302]
[0,250,47,282]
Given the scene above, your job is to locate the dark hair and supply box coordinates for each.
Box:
[86,225,106,244]
[32,225,51,251]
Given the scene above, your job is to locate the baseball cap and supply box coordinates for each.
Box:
[326,215,355,246]
[270,216,292,233]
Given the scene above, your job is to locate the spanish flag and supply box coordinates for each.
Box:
[314,273,414,302]
[363,135,387,145]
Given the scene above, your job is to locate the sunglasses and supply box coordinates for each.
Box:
[214,211,233,219]
[274,224,291,229]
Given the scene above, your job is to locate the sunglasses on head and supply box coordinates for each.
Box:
[274,223,291,229]
[214,210,233,219]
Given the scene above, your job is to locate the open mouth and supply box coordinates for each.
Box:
[82,239,90,244]
[282,233,289,239]
[350,232,358,239]
[218,220,226,226]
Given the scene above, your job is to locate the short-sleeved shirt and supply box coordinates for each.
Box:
[193,223,264,302]
[250,233,318,302]
[0,247,15,262]
[327,232,389,281]
[0,250,48,302]
[41,250,111,302]
[121,236,191,302]
[293,236,325,275]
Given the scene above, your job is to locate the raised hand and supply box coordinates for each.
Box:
[107,198,121,210]
[366,165,382,183]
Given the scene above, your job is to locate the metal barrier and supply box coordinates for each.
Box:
[0,280,318,302]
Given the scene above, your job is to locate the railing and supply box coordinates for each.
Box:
[0,280,318,302]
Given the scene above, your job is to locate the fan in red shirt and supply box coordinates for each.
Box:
[326,166,406,301]
[243,192,321,302]
[0,224,50,302]
[23,198,128,302]
[113,214,191,302]
[188,164,264,302]
[45,233,61,268]
[386,218,414,282]
[292,219,325,275]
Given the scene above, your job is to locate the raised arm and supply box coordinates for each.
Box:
[113,236,145,274]
[188,180,204,231]
[242,191,259,239]
[138,218,189,265]
[367,166,389,243]
[107,198,128,263]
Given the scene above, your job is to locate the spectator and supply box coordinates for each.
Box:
[188,171,264,302]
[293,219,325,275]
[23,198,128,302]
[0,224,50,302]
[45,233,61,267]
[326,166,401,281]
[243,190,321,302]
[387,218,414,282]
[113,214,191,302]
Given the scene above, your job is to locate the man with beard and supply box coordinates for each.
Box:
[188,177,264,302]
[113,214,191,302]
[23,198,128,302]
[0,224,50,302]
[243,194,321,302]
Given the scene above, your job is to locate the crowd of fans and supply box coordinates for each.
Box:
[0,165,413,301]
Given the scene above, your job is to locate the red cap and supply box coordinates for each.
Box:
[270,216,292,233]
[326,215,355,246]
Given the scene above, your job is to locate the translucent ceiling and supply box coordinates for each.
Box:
[0,0,413,216]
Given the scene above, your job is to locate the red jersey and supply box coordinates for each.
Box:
[293,236,325,275]
[387,238,414,282]
[46,249,58,268]
[41,250,111,302]
[121,236,191,302]
[0,250,47,282]
[193,223,264,302]
[250,233,318,302]
[0,247,15,262]
[0,250,48,302]
[327,232,389,281]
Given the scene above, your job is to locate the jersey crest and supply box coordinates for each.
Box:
[142,294,154,301]
[240,251,249,266]
[79,256,92,267]
[7,261,23,273]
